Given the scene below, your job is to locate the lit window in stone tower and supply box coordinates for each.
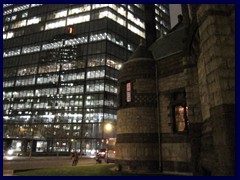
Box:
[171,91,189,133]
[174,105,188,132]
[126,82,131,102]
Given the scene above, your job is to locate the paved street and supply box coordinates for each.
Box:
[3,155,98,172]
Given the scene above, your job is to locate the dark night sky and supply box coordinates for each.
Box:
[169,4,182,28]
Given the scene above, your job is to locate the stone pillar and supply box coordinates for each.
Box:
[196,4,235,175]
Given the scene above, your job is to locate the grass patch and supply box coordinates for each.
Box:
[14,164,123,176]
[14,164,172,176]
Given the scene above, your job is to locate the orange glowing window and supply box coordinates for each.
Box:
[68,27,73,34]
[171,91,189,133]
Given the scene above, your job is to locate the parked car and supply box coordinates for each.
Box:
[96,148,106,158]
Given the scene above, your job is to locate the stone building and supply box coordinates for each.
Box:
[115,4,235,176]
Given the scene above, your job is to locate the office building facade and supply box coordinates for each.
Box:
[3,4,170,155]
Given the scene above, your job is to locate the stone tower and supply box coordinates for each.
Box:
[115,44,160,171]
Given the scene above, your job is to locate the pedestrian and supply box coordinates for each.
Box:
[72,151,79,166]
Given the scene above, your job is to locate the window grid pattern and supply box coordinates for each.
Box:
[3,3,169,155]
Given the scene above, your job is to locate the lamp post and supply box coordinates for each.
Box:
[71,139,76,151]
[104,123,113,163]
[29,127,34,158]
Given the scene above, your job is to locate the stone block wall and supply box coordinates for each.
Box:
[197,4,235,175]
[157,53,194,174]
[117,107,158,134]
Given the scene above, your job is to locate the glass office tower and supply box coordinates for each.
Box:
[3,4,170,155]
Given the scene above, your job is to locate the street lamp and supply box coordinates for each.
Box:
[104,123,113,163]
[104,123,113,132]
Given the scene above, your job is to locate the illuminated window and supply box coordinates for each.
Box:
[128,5,134,12]
[99,10,109,19]
[116,5,126,16]
[11,15,17,21]
[3,48,21,57]
[42,41,63,50]
[65,36,88,45]
[55,10,67,18]
[31,4,42,8]
[11,20,27,29]
[116,16,126,26]
[22,12,28,18]
[126,82,131,102]
[62,72,85,82]
[17,66,37,76]
[3,81,14,87]
[67,14,90,25]
[27,17,41,25]
[88,55,105,67]
[38,64,60,74]
[127,44,134,51]
[86,81,104,92]
[36,74,58,85]
[22,45,41,54]
[47,10,67,20]
[87,70,105,79]
[174,106,187,132]
[3,92,12,99]
[171,92,189,133]
[134,4,143,9]
[106,58,122,70]
[45,19,66,30]
[15,77,35,86]
[127,12,144,29]
[104,84,117,93]
[92,4,108,9]
[68,5,90,15]
[5,17,11,22]
[3,4,13,8]
[13,4,30,13]
[128,23,145,38]
[4,9,13,15]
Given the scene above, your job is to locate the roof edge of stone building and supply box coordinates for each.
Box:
[154,50,183,61]
[149,26,187,60]
[128,44,154,61]
[123,57,155,66]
